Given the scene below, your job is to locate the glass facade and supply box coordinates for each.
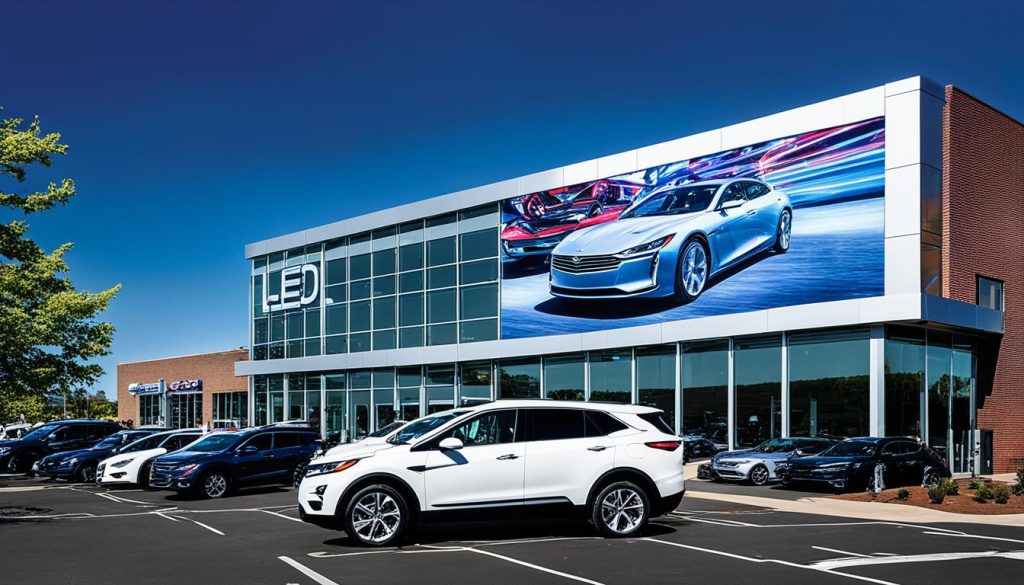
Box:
[680,340,728,445]
[733,335,782,448]
[138,394,162,427]
[788,329,869,439]
[212,391,249,428]
[250,205,500,360]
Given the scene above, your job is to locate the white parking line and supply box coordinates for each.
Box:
[922,530,1024,545]
[170,514,225,536]
[465,547,606,585]
[811,550,1024,570]
[260,509,304,523]
[279,556,341,585]
[812,546,872,558]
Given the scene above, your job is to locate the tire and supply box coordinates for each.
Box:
[76,462,98,484]
[138,461,153,489]
[6,453,32,474]
[748,464,770,486]
[922,466,940,487]
[773,210,792,253]
[674,238,710,304]
[344,484,409,547]
[199,470,230,499]
[292,461,309,488]
[591,481,650,538]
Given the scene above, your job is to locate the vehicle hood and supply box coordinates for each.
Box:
[101,448,165,467]
[155,450,216,466]
[717,451,792,462]
[318,443,395,464]
[323,438,391,458]
[0,438,46,452]
[43,448,94,462]
[712,448,752,461]
[555,214,704,255]
[788,454,874,467]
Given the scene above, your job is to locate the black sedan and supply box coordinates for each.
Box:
[680,435,723,462]
[778,436,950,492]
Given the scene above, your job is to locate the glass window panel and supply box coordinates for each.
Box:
[427,289,457,323]
[926,331,952,463]
[325,335,347,354]
[428,265,457,289]
[460,361,492,405]
[734,335,782,448]
[349,332,371,353]
[427,323,457,346]
[399,270,424,293]
[270,314,284,342]
[399,326,423,348]
[286,311,303,340]
[398,367,422,388]
[350,390,370,440]
[681,340,728,445]
[399,293,424,326]
[349,370,371,389]
[951,342,975,474]
[350,300,370,332]
[426,365,455,386]
[372,249,396,276]
[788,329,870,439]
[350,254,371,281]
[589,350,631,403]
[374,369,396,389]
[374,389,397,430]
[325,387,346,442]
[286,340,303,358]
[460,228,498,261]
[636,345,676,430]
[977,277,1004,311]
[373,296,396,329]
[325,305,347,335]
[269,342,284,359]
[325,283,346,305]
[885,326,925,438]
[268,270,281,299]
[253,345,268,360]
[373,329,396,350]
[305,309,321,337]
[460,284,498,320]
[399,388,421,421]
[544,354,584,400]
[304,338,322,357]
[326,258,346,285]
[349,279,371,301]
[373,275,396,297]
[459,319,497,343]
[498,358,540,399]
[426,386,454,414]
[460,259,499,284]
[254,318,268,344]
[427,236,456,267]
[399,243,424,272]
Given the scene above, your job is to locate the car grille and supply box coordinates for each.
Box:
[149,462,176,488]
[551,254,622,274]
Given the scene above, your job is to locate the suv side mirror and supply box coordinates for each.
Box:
[241,445,259,454]
[439,437,463,451]
[719,199,743,211]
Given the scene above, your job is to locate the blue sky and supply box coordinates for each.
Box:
[3,1,1022,396]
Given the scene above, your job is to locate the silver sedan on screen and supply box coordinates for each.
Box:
[549,178,791,302]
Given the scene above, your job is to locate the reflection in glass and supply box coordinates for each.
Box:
[589,350,631,403]
[681,340,728,445]
[498,358,540,399]
[636,346,676,429]
[544,354,584,400]
[885,326,924,437]
[734,336,781,448]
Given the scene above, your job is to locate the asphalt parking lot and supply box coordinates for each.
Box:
[2,474,1023,585]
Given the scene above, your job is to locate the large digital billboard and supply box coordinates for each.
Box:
[500,117,885,339]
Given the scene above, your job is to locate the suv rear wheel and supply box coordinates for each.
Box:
[591,481,650,538]
[344,484,408,547]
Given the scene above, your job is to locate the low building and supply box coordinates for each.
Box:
[237,76,1023,473]
[117,349,250,429]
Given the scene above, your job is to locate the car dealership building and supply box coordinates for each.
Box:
[237,76,1024,474]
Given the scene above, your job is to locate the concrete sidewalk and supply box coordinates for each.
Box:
[685,489,1024,527]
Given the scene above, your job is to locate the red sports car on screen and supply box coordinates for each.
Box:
[501,178,645,260]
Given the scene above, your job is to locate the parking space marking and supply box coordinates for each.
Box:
[260,509,304,523]
[279,556,342,585]
[812,546,873,558]
[922,530,1024,545]
[463,547,606,585]
[643,538,901,585]
[811,550,1024,570]
[169,514,226,536]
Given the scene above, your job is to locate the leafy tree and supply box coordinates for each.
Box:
[0,109,120,408]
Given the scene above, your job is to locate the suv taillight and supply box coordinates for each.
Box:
[645,441,681,451]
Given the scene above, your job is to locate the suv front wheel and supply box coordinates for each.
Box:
[199,471,231,499]
[344,484,408,547]
[591,481,650,538]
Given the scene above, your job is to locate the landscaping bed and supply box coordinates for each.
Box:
[832,478,1024,515]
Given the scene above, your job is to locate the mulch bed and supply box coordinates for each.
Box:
[831,479,1024,515]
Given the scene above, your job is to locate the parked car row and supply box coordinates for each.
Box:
[696,436,951,492]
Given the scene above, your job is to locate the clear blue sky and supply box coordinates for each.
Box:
[4,1,1022,396]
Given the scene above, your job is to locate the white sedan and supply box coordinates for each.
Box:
[98,429,202,487]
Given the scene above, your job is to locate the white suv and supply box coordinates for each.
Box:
[298,400,685,546]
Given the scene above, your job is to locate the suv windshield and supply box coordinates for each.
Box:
[185,434,242,453]
[622,185,718,218]
[388,410,470,445]
[822,440,877,457]
[21,423,62,441]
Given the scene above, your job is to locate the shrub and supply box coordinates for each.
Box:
[897,488,911,500]
[976,483,993,500]
[1015,468,1024,496]
[940,478,960,496]
[927,483,946,504]
[992,482,1011,504]
[968,479,983,490]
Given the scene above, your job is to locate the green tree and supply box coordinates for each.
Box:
[0,109,120,409]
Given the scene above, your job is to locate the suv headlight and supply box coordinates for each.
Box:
[63,457,79,466]
[306,459,359,477]
[111,458,135,468]
[614,235,674,259]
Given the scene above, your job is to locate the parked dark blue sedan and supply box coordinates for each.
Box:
[778,436,950,492]
[36,429,162,482]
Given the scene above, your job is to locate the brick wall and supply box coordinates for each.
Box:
[116,349,249,426]
[943,86,1024,473]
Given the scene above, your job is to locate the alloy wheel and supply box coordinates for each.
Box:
[777,211,792,250]
[600,488,645,535]
[680,242,708,297]
[351,491,402,544]
[204,473,228,498]
[750,465,769,486]
[80,464,96,483]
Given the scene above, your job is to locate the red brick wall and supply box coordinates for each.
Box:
[943,86,1024,473]
[116,349,249,426]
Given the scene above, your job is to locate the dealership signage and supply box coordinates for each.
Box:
[167,379,203,394]
[263,263,319,313]
[128,382,162,396]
